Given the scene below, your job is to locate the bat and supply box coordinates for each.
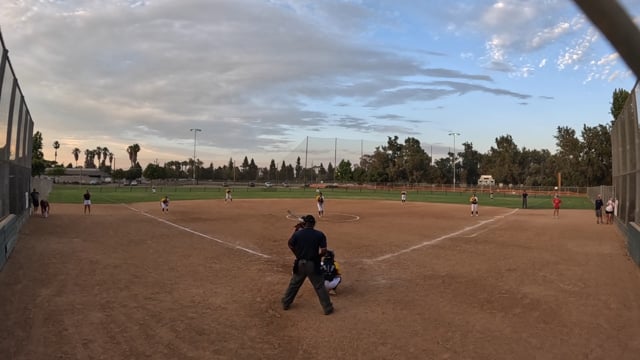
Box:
[287,209,304,222]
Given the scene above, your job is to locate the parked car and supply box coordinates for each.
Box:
[248,182,255,187]
[130,180,138,186]
[264,182,273,188]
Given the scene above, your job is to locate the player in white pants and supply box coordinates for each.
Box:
[469,193,479,216]
[321,250,342,295]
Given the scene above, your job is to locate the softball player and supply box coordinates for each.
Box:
[321,250,342,295]
[161,195,170,212]
[469,193,479,216]
[316,192,325,217]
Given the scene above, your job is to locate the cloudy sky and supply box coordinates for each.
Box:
[0,0,638,169]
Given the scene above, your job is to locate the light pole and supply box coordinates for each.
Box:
[448,132,460,192]
[190,128,202,183]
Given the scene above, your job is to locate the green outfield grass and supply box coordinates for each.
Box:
[47,184,595,210]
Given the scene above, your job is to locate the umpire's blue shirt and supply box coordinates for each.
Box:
[288,228,327,262]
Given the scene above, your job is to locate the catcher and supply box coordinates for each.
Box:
[321,250,342,295]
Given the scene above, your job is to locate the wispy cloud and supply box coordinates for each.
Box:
[0,0,635,167]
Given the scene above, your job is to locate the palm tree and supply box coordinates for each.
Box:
[127,143,141,168]
[84,149,91,168]
[108,151,114,170]
[90,150,98,168]
[101,147,110,168]
[95,147,103,168]
[53,141,60,163]
[72,147,81,167]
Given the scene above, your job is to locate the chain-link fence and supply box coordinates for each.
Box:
[0,29,34,270]
[611,81,640,266]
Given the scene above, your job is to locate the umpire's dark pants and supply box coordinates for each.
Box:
[282,260,333,313]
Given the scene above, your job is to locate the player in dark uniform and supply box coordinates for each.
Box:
[83,190,92,214]
[30,188,40,215]
[595,194,604,224]
[40,199,50,218]
[281,215,334,315]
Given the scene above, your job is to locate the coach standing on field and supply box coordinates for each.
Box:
[281,215,334,315]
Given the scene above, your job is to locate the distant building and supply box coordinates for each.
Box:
[46,168,110,184]
[478,175,495,186]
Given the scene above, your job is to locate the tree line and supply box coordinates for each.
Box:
[35,89,628,187]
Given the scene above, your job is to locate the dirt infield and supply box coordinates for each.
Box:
[1,199,639,359]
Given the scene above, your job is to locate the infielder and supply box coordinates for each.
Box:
[225,188,233,202]
[469,193,479,216]
[316,191,325,217]
[161,195,170,212]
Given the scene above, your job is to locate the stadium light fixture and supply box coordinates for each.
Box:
[190,128,202,183]
[448,132,460,192]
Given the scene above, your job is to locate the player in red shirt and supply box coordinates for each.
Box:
[552,194,562,218]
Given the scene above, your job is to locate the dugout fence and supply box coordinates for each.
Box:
[0,29,35,271]
[611,80,640,266]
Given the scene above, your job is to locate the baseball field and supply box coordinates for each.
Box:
[1,194,639,359]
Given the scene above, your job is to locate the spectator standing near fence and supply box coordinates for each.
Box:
[30,188,40,215]
[595,194,604,224]
[605,198,615,224]
[522,190,528,209]
[40,199,50,218]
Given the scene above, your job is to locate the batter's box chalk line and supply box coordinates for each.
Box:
[372,208,518,262]
[124,204,271,258]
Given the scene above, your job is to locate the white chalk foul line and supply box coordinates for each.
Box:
[124,205,270,258]
[372,208,519,262]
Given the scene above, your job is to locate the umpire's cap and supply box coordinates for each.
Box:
[303,214,316,225]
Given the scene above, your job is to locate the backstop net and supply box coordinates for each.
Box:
[287,136,385,170]
[0,29,35,270]
[611,80,640,266]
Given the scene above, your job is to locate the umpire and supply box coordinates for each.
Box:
[281,215,334,315]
